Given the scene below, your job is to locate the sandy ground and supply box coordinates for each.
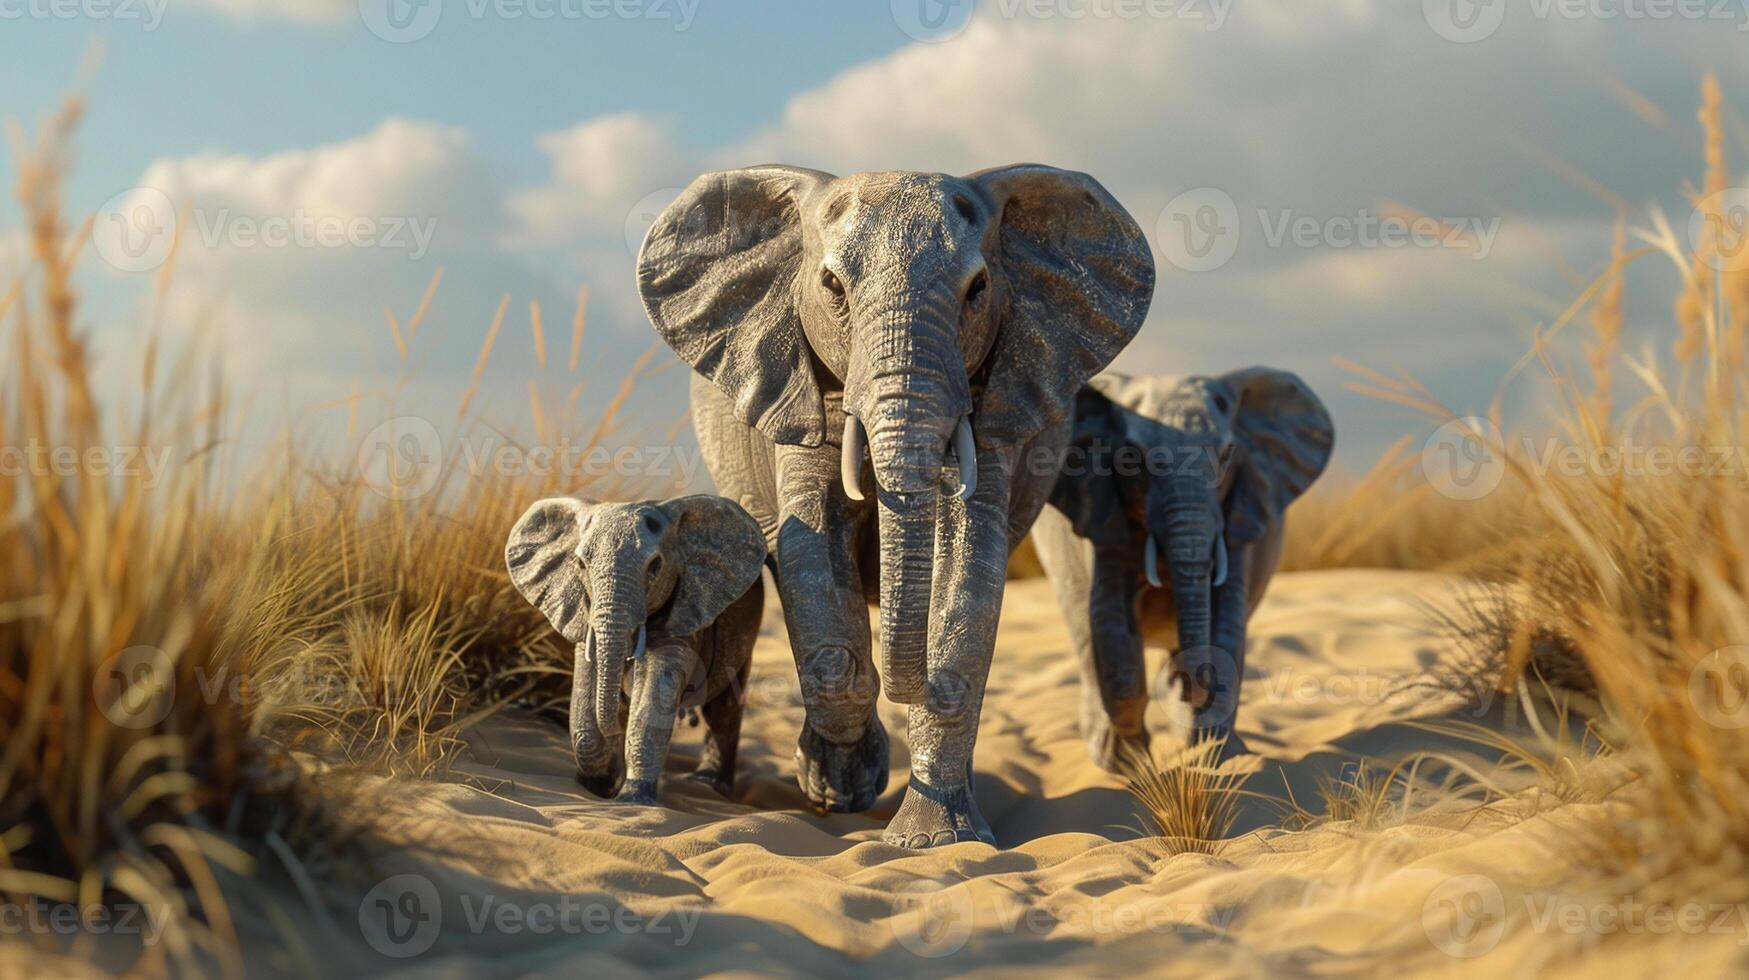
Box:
[49,571,1749,977]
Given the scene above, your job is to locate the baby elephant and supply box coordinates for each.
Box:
[1032,370,1334,771]
[506,495,768,804]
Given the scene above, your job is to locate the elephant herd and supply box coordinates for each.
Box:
[505,165,1335,849]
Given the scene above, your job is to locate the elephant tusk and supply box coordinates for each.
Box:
[953,416,977,502]
[632,624,647,661]
[841,414,867,502]
[1213,537,1229,588]
[1144,535,1163,589]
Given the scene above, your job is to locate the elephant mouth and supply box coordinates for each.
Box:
[1143,535,1227,589]
[840,412,977,501]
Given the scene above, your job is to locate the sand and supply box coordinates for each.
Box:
[51,571,1748,977]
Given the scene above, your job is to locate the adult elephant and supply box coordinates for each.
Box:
[636,165,1154,847]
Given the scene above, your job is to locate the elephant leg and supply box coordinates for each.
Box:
[619,642,690,805]
[688,582,763,797]
[689,658,748,798]
[773,440,889,813]
[1086,546,1149,773]
[883,456,1015,848]
[1033,507,1138,772]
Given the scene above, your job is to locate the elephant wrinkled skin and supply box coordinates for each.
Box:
[638,165,1155,847]
[1032,371,1334,772]
[506,495,768,804]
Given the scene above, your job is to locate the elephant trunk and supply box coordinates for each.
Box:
[845,293,971,706]
[1160,501,1217,671]
[572,632,616,771]
[588,568,646,738]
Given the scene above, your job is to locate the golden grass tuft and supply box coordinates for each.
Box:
[0,97,666,973]
[0,98,322,977]
[1267,77,1749,912]
[1121,740,1247,856]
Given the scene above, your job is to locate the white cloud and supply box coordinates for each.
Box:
[500,9,1717,453]
[100,5,1736,467]
[508,114,693,248]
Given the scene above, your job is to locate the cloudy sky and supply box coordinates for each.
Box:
[5,0,1747,482]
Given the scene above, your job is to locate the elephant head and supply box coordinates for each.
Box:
[1058,370,1334,667]
[636,166,1153,704]
[506,495,767,790]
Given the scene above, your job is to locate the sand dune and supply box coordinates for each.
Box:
[233,572,1745,976]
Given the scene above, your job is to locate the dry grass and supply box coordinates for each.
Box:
[7,69,1749,971]
[0,97,321,978]
[1121,740,1247,856]
[0,98,669,973]
[1262,76,1749,912]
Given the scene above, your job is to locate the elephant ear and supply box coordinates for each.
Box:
[506,497,593,643]
[658,495,768,637]
[637,166,834,448]
[968,165,1156,452]
[1223,368,1335,545]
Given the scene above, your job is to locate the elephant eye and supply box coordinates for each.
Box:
[963,270,988,313]
[1211,392,1231,414]
[647,553,663,579]
[821,268,846,302]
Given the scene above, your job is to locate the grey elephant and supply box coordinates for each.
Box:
[637,165,1153,846]
[1031,370,1334,772]
[506,495,768,804]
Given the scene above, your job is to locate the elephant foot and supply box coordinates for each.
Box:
[685,766,734,798]
[883,774,994,848]
[616,780,660,806]
[576,755,624,799]
[795,716,890,813]
[1082,713,1150,776]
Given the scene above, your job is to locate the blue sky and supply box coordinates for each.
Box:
[3,1,1746,485]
